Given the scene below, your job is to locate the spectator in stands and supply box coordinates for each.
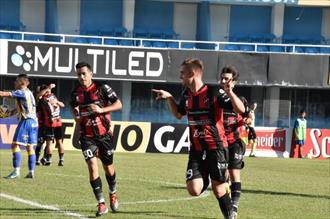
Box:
[153,58,245,219]
[247,102,257,157]
[35,84,65,166]
[218,66,249,218]
[0,74,37,179]
[70,62,122,217]
[293,110,307,158]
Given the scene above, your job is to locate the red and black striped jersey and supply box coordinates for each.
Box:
[217,88,249,144]
[177,84,227,151]
[37,93,62,128]
[70,82,118,137]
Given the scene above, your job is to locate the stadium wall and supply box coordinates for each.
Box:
[1,40,328,87]
[1,118,329,160]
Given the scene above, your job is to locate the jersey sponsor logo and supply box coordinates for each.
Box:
[193,129,209,138]
[188,119,212,126]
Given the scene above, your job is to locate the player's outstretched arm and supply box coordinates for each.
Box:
[0,91,12,98]
[152,89,183,120]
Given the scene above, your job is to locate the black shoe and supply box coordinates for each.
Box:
[58,160,64,166]
[40,158,51,166]
[36,160,40,166]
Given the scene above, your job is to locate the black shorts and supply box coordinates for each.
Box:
[186,148,228,184]
[38,126,45,145]
[248,126,257,140]
[228,139,246,169]
[80,133,115,165]
[44,126,63,141]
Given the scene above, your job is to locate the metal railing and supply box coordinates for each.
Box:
[0,29,329,55]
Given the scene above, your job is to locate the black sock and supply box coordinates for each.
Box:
[217,193,233,219]
[35,145,42,160]
[58,153,64,161]
[90,177,104,203]
[105,173,116,193]
[230,182,241,212]
[46,153,52,162]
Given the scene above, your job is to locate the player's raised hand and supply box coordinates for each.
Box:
[222,78,234,94]
[49,83,56,89]
[152,89,172,100]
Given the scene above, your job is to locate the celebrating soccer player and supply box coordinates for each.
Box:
[218,66,249,218]
[35,84,65,166]
[153,58,244,219]
[70,62,122,217]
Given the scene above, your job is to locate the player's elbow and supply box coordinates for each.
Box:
[115,100,123,110]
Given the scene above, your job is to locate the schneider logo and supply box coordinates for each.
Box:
[11,45,33,71]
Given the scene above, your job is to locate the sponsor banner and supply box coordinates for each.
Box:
[256,128,286,152]
[245,127,290,158]
[146,123,190,153]
[111,121,151,153]
[245,127,286,152]
[6,41,168,82]
[0,118,78,151]
[1,118,189,153]
[2,117,328,159]
[291,128,330,160]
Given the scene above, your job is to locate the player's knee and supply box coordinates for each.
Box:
[187,188,202,196]
[11,144,20,153]
[186,183,203,196]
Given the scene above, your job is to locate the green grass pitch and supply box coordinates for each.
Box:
[0,150,329,219]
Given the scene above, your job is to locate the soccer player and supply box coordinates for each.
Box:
[70,62,122,217]
[0,74,38,179]
[36,84,65,166]
[153,58,244,219]
[218,66,249,218]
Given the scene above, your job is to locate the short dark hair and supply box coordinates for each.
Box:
[181,58,204,72]
[16,74,29,84]
[219,66,239,81]
[75,62,92,70]
[17,74,29,79]
[39,84,48,91]
[300,109,306,114]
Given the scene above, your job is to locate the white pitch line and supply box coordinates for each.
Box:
[66,191,210,207]
[0,193,89,219]
[121,191,210,205]
[42,172,210,206]
[43,172,185,187]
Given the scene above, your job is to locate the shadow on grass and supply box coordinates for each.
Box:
[243,189,330,200]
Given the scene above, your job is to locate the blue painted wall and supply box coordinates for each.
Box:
[80,0,123,34]
[229,5,272,36]
[0,0,20,29]
[283,7,322,37]
[134,0,174,31]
